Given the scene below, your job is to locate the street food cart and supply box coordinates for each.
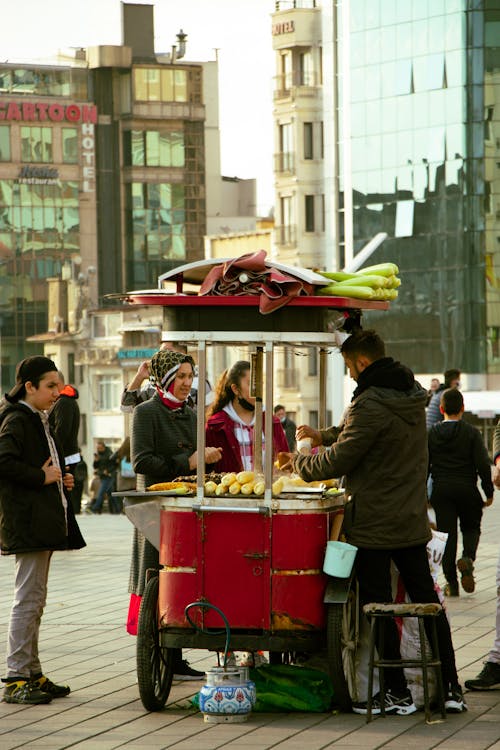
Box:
[119,257,390,712]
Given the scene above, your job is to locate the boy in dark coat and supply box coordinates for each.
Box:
[0,356,85,705]
[428,388,493,596]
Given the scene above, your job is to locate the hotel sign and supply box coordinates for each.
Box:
[0,101,97,123]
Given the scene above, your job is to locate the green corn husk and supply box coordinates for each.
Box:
[335,274,387,289]
[319,271,361,282]
[357,262,399,277]
[317,284,375,299]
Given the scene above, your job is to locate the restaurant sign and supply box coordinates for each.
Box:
[17,165,59,185]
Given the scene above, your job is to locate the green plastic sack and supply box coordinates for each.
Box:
[191,664,334,713]
[249,664,334,712]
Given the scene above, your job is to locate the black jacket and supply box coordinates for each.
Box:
[294,357,431,549]
[0,402,86,554]
[49,384,80,459]
[93,445,117,478]
[428,419,493,497]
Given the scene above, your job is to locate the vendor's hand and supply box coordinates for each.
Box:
[277,451,294,472]
[296,424,322,448]
[485,496,494,507]
[42,457,62,485]
[494,464,500,488]
[63,472,75,491]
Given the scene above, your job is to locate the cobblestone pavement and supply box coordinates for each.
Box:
[1,497,499,749]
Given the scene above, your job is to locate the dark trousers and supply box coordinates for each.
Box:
[431,483,483,585]
[355,544,459,692]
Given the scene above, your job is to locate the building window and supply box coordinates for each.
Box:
[62,128,78,164]
[96,374,121,411]
[299,50,313,86]
[305,195,315,232]
[21,126,52,163]
[126,182,186,284]
[92,315,121,338]
[308,349,318,376]
[319,121,324,158]
[125,129,185,167]
[133,67,189,103]
[278,123,294,172]
[0,126,10,161]
[304,122,313,160]
[308,410,319,429]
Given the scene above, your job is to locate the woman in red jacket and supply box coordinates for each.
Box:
[206,360,289,474]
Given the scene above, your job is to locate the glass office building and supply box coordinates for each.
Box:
[338,0,500,378]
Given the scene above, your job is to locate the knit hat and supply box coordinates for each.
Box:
[149,349,195,392]
[6,355,58,402]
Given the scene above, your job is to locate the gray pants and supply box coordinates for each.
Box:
[6,551,52,679]
[490,548,500,665]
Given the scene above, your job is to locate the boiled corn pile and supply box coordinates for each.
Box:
[317,263,401,301]
[204,470,284,497]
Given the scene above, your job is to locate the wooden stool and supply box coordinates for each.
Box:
[363,602,446,723]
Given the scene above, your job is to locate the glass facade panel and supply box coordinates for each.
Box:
[341,1,490,373]
[61,128,78,163]
[126,182,186,286]
[0,126,10,161]
[21,127,53,163]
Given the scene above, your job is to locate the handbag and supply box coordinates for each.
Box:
[120,457,135,479]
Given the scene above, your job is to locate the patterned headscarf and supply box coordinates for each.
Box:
[149,349,195,393]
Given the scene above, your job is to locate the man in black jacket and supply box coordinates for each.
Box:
[49,374,82,513]
[286,330,466,715]
[90,440,117,514]
[428,388,493,597]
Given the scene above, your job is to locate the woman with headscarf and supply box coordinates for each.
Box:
[129,349,222,680]
[206,360,289,474]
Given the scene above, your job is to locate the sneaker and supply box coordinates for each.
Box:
[237,651,269,668]
[352,687,417,716]
[3,679,52,705]
[32,674,70,698]
[465,662,500,691]
[457,557,475,593]
[444,582,459,597]
[172,659,205,681]
[445,684,467,713]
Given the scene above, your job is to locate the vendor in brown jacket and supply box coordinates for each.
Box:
[284,329,466,715]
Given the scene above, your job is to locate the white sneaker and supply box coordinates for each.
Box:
[237,651,268,668]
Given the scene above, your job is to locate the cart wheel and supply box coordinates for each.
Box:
[137,575,174,711]
[326,579,359,712]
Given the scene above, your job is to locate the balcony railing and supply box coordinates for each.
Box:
[275,0,317,9]
[276,367,300,388]
[273,71,321,100]
[274,224,297,247]
[274,151,296,175]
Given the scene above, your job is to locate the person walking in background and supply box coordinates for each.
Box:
[428,388,493,597]
[426,377,441,407]
[0,356,85,705]
[90,440,117,514]
[110,436,135,513]
[464,419,500,691]
[206,360,289,474]
[49,373,82,514]
[130,349,222,679]
[283,329,466,714]
[274,404,297,452]
[426,368,461,429]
